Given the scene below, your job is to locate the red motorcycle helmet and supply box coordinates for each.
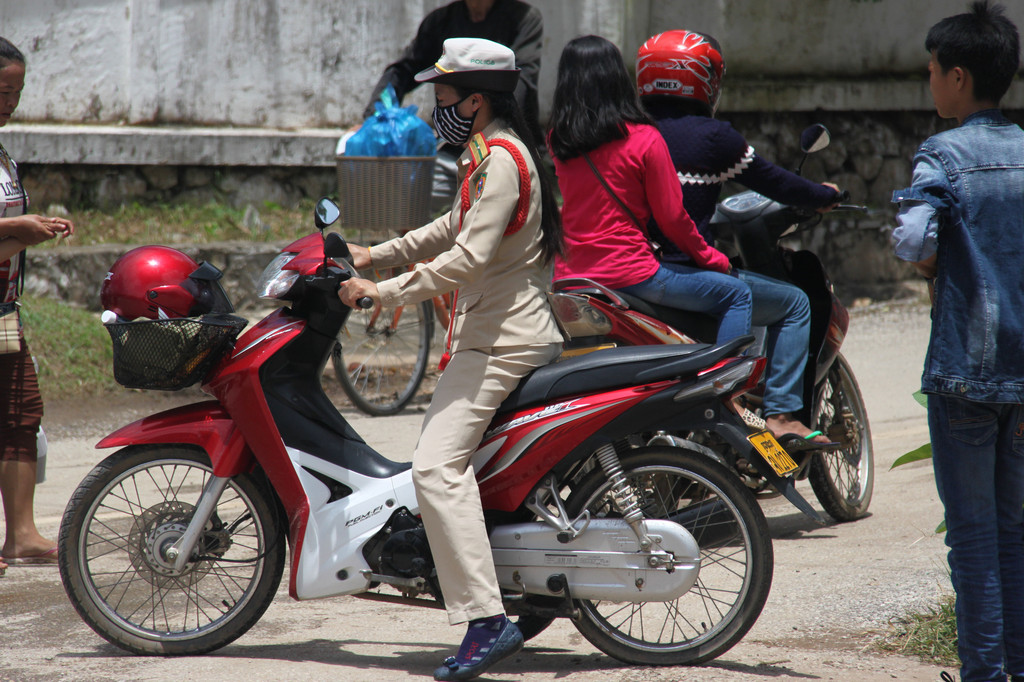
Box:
[636,30,725,113]
[100,245,234,320]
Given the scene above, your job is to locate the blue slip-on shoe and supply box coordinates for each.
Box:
[433,618,524,681]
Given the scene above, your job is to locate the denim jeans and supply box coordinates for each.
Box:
[928,394,1024,681]
[619,261,751,344]
[738,270,810,416]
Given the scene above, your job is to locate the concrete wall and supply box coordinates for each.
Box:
[6,0,1024,131]
[8,0,1021,301]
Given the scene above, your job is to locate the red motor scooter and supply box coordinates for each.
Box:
[550,124,873,523]
[59,198,787,667]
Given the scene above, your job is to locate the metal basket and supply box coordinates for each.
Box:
[336,155,436,239]
[106,315,248,391]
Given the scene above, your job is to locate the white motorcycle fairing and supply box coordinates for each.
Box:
[286,445,419,600]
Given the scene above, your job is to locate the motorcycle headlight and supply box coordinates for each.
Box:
[257,253,300,300]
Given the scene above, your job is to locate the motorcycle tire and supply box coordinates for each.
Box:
[331,282,434,416]
[809,353,874,522]
[564,447,773,666]
[58,445,286,656]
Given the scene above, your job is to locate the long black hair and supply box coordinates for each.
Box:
[455,86,564,261]
[0,37,25,67]
[548,35,653,161]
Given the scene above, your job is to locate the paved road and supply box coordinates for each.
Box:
[0,300,954,681]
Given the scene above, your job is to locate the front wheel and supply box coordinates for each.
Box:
[58,445,286,655]
[809,354,874,522]
[331,265,434,415]
[564,447,773,666]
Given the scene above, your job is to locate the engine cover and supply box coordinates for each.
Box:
[490,518,700,602]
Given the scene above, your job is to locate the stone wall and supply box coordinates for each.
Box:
[18,164,336,211]
[20,109,1024,305]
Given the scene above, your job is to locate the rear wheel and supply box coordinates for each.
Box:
[58,446,286,655]
[565,447,773,665]
[809,354,874,522]
[331,264,434,416]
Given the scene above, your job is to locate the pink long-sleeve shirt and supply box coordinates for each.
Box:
[552,122,730,288]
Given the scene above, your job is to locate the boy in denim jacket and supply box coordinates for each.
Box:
[891,2,1024,680]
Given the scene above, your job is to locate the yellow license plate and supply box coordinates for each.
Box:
[747,430,799,476]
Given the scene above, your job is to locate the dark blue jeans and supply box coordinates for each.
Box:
[928,394,1024,681]
[738,270,810,416]
[619,262,751,344]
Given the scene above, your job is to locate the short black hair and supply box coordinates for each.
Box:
[547,35,653,161]
[0,37,25,67]
[926,0,1020,103]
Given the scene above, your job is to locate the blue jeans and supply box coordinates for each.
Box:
[620,262,751,344]
[928,394,1024,682]
[738,270,811,416]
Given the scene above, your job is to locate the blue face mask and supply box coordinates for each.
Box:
[432,96,477,146]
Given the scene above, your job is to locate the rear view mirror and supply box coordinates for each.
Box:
[314,197,341,231]
[800,124,831,154]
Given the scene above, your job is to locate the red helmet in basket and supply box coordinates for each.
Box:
[100,246,234,321]
[636,30,725,113]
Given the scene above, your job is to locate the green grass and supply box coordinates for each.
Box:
[874,593,959,667]
[54,200,316,247]
[21,294,121,401]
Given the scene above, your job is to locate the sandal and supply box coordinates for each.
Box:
[5,547,58,565]
[777,431,840,453]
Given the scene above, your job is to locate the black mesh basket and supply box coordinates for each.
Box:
[106,314,248,391]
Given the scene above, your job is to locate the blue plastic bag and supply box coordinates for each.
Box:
[346,85,436,157]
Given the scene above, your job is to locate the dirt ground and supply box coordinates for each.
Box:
[0,300,957,681]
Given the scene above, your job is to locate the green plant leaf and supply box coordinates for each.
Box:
[890,442,933,469]
[913,390,928,408]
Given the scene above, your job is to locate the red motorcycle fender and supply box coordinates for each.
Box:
[96,400,254,478]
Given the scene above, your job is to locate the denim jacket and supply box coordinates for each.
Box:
[892,109,1024,403]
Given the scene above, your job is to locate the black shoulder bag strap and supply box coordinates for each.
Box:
[583,152,647,232]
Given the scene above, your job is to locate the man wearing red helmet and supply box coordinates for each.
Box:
[636,30,840,445]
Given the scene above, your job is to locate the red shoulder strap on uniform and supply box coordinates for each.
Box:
[488,139,531,235]
[458,137,532,236]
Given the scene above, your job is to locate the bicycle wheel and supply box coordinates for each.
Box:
[331,266,435,416]
[58,445,286,655]
[565,447,773,666]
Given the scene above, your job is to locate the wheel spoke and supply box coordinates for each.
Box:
[570,455,768,663]
[64,452,280,648]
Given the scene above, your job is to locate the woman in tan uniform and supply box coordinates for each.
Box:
[339,38,563,681]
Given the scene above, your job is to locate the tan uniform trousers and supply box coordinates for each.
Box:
[413,342,562,625]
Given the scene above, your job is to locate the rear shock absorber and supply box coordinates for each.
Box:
[594,442,652,550]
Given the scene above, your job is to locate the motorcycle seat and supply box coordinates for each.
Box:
[611,289,720,344]
[498,335,755,415]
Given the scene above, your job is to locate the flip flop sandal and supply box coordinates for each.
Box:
[6,547,58,565]
[778,431,841,453]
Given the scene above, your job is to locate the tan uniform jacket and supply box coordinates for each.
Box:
[373,121,563,353]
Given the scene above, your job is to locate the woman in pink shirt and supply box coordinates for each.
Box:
[548,35,751,343]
